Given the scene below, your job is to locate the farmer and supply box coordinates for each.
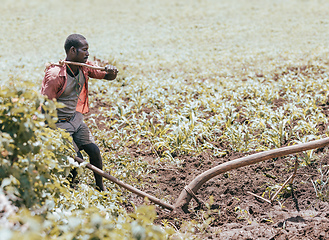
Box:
[41,33,118,191]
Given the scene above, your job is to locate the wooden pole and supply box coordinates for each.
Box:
[46,60,106,71]
[174,137,329,213]
[74,157,174,211]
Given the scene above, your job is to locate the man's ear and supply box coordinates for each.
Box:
[69,46,77,55]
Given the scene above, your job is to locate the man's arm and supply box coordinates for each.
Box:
[41,69,62,100]
[104,65,118,81]
[86,61,118,81]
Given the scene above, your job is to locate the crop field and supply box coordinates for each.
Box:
[2,0,329,239]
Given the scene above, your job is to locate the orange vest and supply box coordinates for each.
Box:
[41,61,106,114]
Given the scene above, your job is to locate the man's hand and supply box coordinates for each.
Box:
[104,65,118,80]
[105,64,118,74]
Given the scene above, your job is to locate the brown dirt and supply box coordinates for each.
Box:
[151,151,329,239]
[87,98,329,240]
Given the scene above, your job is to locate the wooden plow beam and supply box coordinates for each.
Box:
[46,60,107,71]
[74,156,174,211]
[74,138,329,213]
[174,137,329,213]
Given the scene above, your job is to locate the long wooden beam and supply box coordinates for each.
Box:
[74,157,174,211]
[174,137,329,212]
[46,60,106,71]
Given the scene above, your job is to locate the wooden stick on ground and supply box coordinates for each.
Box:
[270,159,299,202]
[247,174,294,204]
[248,158,299,204]
[247,191,272,204]
[74,156,174,211]
[270,174,294,202]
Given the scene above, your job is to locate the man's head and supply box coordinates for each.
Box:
[64,34,89,63]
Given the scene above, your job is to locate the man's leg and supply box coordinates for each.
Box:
[72,114,105,191]
[56,120,81,187]
[80,143,105,191]
[68,151,83,186]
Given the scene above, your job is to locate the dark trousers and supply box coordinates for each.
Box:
[69,143,105,191]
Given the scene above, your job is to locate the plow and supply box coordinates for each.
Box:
[75,137,329,213]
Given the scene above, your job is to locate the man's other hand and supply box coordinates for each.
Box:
[104,65,118,80]
[105,65,118,74]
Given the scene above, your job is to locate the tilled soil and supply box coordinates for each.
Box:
[147,150,329,239]
[87,101,329,240]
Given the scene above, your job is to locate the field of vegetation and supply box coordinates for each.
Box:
[1,0,329,239]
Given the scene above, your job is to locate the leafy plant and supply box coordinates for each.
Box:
[0,84,172,239]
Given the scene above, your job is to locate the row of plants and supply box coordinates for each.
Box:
[87,64,329,159]
[2,61,329,239]
[0,83,176,239]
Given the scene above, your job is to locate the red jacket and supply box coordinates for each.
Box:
[41,61,106,114]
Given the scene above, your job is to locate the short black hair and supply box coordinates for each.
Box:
[64,34,86,53]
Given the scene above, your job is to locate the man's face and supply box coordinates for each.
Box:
[74,39,89,63]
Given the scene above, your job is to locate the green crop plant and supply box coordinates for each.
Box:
[0,84,174,239]
[311,164,329,201]
[299,149,317,166]
[0,83,75,208]
[234,206,253,225]
[223,124,253,152]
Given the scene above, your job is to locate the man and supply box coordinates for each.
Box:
[41,34,118,191]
